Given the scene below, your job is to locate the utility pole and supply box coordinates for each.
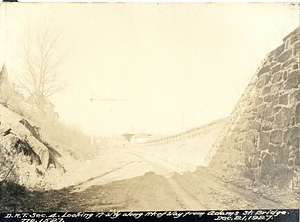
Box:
[90,91,126,144]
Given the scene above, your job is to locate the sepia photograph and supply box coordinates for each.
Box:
[0,2,299,221]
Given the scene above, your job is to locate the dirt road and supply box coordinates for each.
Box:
[6,145,294,213]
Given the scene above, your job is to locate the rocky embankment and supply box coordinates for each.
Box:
[207,27,300,192]
[0,103,72,190]
[0,60,77,191]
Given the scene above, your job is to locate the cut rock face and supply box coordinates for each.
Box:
[0,104,65,188]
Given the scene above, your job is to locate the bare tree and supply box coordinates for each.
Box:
[13,20,68,114]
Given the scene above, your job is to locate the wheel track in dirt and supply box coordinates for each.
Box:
[128,150,287,210]
[64,148,287,211]
[128,151,207,210]
[130,149,193,172]
[71,161,137,193]
[193,170,288,209]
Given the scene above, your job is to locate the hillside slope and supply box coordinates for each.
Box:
[0,102,75,190]
[137,119,226,171]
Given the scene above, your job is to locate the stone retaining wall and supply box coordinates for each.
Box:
[209,27,299,189]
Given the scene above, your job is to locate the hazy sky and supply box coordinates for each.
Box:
[0,3,299,136]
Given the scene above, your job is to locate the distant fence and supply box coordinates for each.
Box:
[144,117,228,146]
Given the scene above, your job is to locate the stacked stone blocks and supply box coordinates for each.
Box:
[209,27,299,189]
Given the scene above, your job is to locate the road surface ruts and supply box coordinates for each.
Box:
[128,151,206,210]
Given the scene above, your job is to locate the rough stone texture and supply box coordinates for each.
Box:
[264,95,273,103]
[279,94,289,105]
[261,154,275,180]
[262,86,271,95]
[290,31,300,44]
[276,146,289,165]
[259,132,270,150]
[274,107,293,129]
[292,89,300,101]
[272,64,281,74]
[270,130,283,144]
[255,97,263,106]
[208,27,300,189]
[278,49,292,63]
[269,144,279,153]
[284,127,300,147]
[285,70,299,89]
[262,121,272,132]
[258,66,270,77]
[257,74,271,88]
[272,72,282,83]
[282,59,295,70]
[294,42,299,55]
[273,105,282,114]
[274,44,285,57]
[296,103,300,124]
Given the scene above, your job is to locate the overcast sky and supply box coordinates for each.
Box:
[0,3,299,137]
